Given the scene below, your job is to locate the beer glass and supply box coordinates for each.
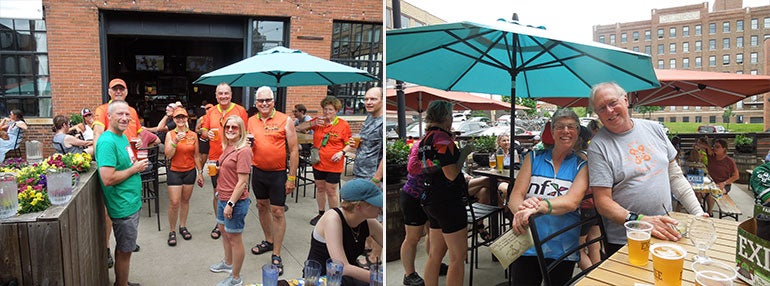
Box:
[688,217,717,263]
[210,128,219,141]
[488,155,496,170]
[651,243,687,286]
[495,153,504,172]
[692,260,737,286]
[207,160,218,177]
[624,220,653,266]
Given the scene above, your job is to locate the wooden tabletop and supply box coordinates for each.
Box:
[471,168,517,181]
[297,133,313,144]
[576,212,747,286]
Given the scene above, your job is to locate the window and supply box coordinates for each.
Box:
[669,43,676,53]
[610,34,616,44]
[385,8,392,28]
[682,116,690,123]
[709,116,716,123]
[645,30,651,41]
[709,55,716,67]
[682,42,689,53]
[598,35,605,43]
[723,54,730,65]
[330,21,383,115]
[0,18,51,117]
[657,29,664,39]
[709,39,716,50]
[736,70,744,74]
[751,35,759,46]
[709,23,716,34]
[750,52,758,63]
[633,31,639,41]
[723,38,730,49]
[645,45,651,55]
[751,18,758,29]
[751,70,758,75]
[657,60,664,69]
[736,36,743,47]
[736,53,743,64]
[695,24,702,35]
[658,117,664,122]
[765,17,770,28]
[621,33,627,43]
[723,22,730,33]
[695,57,702,67]
[737,20,744,31]
[683,26,689,36]
[683,106,689,110]
[695,116,702,123]
[400,15,411,28]
[695,106,701,111]
[669,59,676,69]
[670,117,677,123]
[670,106,676,111]
[695,41,702,51]
[683,58,690,68]
[657,44,664,55]
[252,20,287,54]
[669,27,676,38]
[632,46,639,52]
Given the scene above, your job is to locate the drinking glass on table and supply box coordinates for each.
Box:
[624,220,653,266]
[303,260,322,286]
[687,216,717,263]
[692,260,737,286]
[488,155,496,170]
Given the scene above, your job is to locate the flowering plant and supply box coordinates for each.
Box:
[10,153,92,215]
[17,185,50,214]
[61,153,91,173]
[1,157,27,170]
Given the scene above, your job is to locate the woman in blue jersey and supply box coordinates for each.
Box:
[508,108,589,285]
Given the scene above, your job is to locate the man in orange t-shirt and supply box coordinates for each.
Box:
[200,82,248,239]
[246,87,298,274]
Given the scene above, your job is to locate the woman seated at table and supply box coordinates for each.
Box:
[508,108,588,285]
[0,109,27,161]
[705,138,739,213]
[52,115,93,155]
[306,179,383,286]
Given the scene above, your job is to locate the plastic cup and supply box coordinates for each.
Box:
[488,155,496,169]
[262,264,279,286]
[692,260,737,286]
[207,160,217,177]
[495,154,504,171]
[210,128,219,141]
[129,138,140,160]
[369,263,383,286]
[651,243,688,286]
[625,220,654,266]
[326,258,344,286]
[247,133,255,147]
[303,260,322,286]
[352,134,362,148]
[137,150,148,160]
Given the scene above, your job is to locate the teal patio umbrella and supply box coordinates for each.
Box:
[193,46,378,87]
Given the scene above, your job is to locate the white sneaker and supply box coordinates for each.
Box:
[215,274,232,286]
[228,276,243,286]
[209,260,233,273]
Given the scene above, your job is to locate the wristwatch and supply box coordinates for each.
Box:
[227,201,235,208]
[626,212,639,222]
[341,150,346,156]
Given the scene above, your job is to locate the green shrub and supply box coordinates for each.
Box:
[734,134,753,146]
[472,135,497,153]
[386,139,410,166]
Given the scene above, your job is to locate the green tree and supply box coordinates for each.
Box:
[571,107,587,117]
[635,106,663,119]
[514,97,537,116]
[722,106,734,129]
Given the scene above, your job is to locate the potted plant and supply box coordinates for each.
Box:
[386,139,410,182]
[734,134,755,153]
[471,135,497,167]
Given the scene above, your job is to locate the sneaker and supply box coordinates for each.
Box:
[210,260,233,273]
[228,276,243,286]
[403,272,425,286]
[107,248,114,269]
[439,263,449,276]
[309,214,322,226]
[216,274,233,286]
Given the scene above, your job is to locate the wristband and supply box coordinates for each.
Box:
[171,143,177,148]
[544,199,552,215]
[371,177,381,184]
[637,214,645,221]
[287,175,296,182]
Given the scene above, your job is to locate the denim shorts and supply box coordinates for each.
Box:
[216,197,251,233]
[112,210,140,253]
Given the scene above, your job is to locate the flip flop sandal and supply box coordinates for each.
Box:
[272,254,284,276]
[167,231,177,246]
[251,240,274,255]
[210,225,221,240]
[179,227,192,240]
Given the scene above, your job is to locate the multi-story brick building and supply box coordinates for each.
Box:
[1,0,382,157]
[593,0,770,128]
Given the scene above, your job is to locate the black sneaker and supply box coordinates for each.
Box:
[309,214,322,226]
[107,248,114,269]
[133,244,140,252]
[403,272,425,286]
[439,263,449,276]
[284,205,289,212]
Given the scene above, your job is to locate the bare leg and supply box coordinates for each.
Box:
[179,185,194,228]
[227,232,245,280]
[424,228,447,286]
[167,185,182,230]
[221,224,232,265]
[325,181,340,209]
[401,224,426,275]
[114,250,132,286]
[256,199,273,244]
[270,205,286,257]
[315,179,328,212]
[442,229,468,286]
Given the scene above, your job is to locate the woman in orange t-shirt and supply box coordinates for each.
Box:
[298,96,351,226]
[163,107,201,246]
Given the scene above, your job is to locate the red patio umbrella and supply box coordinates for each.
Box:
[385,85,528,112]
[540,69,770,107]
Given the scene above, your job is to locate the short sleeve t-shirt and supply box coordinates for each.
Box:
[216,145,253,201]
[202,103,249,161]
[310,117,351,173]
[93,101,142,141]
[248,110,289,171]
[96,131,142,219]
[707,154,737,184]
[168,129,197,172]
[353,114,383,179]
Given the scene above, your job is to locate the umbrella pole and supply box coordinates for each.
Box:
[509,81,516,184]
[418,92,423,138]
[397,81,407,140]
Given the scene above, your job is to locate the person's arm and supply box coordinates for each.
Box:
[372,159,383,184]
[285,117,299,194]
[15,121,27,131]
[63,134,92,147]
[296,119,314,132]
[594,185,682,241]
[718,159,740,191]
[194,137,203,187]
[323,212,370,283]
[99,160,148,186]
[668,160,706,216]
[222,172,250,219]
[164,131,177,160]
[92,124,105,148]
[367,218,383,254]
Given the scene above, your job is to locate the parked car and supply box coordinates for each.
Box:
[497,114,511,124]
[697,125,726,133]
[479,125,535,137]
[452,120,488,137]
[467,116,492,126]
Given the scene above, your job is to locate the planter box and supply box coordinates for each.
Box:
[0,168,108,285]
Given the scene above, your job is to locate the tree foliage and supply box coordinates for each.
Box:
[722,106,735,129]
[635,106,663,119]
[515,97,537,116]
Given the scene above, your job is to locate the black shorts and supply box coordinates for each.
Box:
[312,169,341,184]
[198,137,210,154]
[168,168,197,186]
[400,191,427,226]
[580,207,598,236]
[251,166,287,206]
[422,187,467,233]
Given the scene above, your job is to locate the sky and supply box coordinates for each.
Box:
[405,0,769,42]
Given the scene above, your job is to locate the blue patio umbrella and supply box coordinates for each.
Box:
[193,46,378,87]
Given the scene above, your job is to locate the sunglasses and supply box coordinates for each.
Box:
[224,125,239,131]
[256,98,273,103]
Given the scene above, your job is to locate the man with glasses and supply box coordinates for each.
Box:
[587,82,705,257]
[246,86,299,276]
[341,87,384,184]
[201,83,249,240]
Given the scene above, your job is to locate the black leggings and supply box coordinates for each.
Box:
[509,255,577,286]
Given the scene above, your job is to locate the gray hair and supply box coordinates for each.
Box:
[255,86,274,99]
[424,100,453,126]
[107,100,129,114]
[588,82,627,110]
[550,108,579,131]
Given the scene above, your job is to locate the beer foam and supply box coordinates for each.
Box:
[628,230,651,240]
[652,245,684,259]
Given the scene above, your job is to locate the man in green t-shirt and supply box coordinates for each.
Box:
[96,100,148,286]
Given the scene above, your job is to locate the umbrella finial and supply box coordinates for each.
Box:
[512,13,519,22]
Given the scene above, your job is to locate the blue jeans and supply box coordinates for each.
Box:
[216,198,251,233]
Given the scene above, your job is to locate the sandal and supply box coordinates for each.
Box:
[167,231,177,246]
[251,240,274,255]
[210,225,221,240]
[272,254,284,276]
[478,227,493,242]
[179,227,192,240]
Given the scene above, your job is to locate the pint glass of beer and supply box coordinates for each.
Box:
[624,220,653,266]
[352,134,362,148]
[210,128,219,141]
[207,160,218,177]
[692,260,737,286]
[651,243,687,286]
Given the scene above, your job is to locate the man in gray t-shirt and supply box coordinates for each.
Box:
[342,87,383,184]
[587,82,704,253]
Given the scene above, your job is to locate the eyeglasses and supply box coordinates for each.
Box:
[595,96,625,114]
[225,125,239,131]
[554,123,579,131]
[110,86,126,91]
[256,98,273,103]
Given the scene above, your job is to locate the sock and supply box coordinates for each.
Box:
[318,210,324,216]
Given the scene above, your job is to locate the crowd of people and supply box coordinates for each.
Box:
[48,78,386,286]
